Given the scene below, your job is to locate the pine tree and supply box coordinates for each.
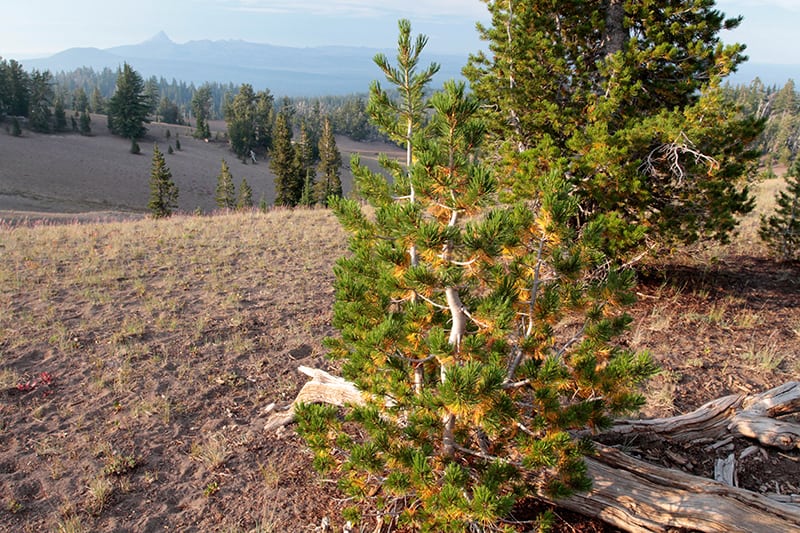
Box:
[191,84,212,140]
[295,123,316,206]
[5,60,29,117]
[215,159,236,209]
[90,86,105,114]
[270,109,301,206]
[225,84,272,158]
[237,178,253,209]
[147,144,179,218]
[366,18,439,240]
[73,87,89,115]
[760,161,800,261]
[28,70,53,133]
[254,89,275,152]
[316,116,343,206]
[53,96,68,132]
[299,169,316,207]
[107,63,149,140]
[464,0,762,255]
[298,79,656,531]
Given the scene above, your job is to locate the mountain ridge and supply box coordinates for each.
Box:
[20,31,800,96]
[23,31,468,97]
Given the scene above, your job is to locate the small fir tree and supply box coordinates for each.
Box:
[11,117,21,137]
[107,63,149,140]
[147,144,179,218]
[316,116,343,206]
[215,159,236,209]
[237,178,254,209]
[79,109,91,135]
[299,169,316,207]
[175,134,181,151]
[760,161,800,261]
[28,70,53,133]
[297,78,657,531]
[53,97,68,132]
[294,123,317,205]
[271,109,301,206]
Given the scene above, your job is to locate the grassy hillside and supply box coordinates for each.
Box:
[0,115,402,218]
[0,197,798,531]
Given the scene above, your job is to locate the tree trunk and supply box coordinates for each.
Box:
[265,373,800,532]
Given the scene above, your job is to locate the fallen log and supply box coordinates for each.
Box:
[265,370,800,532]
[551,444,800,533]
[594,381,800,450]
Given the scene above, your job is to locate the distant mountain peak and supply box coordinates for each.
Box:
[144,31,173,45]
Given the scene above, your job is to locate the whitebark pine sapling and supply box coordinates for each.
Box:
[296,77,657,531]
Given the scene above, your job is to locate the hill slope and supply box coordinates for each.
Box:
[0,115,402,219]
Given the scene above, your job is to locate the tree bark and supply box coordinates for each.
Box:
[603,0,626,58]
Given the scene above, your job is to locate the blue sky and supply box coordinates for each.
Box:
[2,0,798,64]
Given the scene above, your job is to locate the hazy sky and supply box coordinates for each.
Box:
[2,0,798,64]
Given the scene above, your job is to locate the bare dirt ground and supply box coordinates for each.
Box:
[0,119,798,532]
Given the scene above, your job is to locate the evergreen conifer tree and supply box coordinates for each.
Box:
[53,96,68,132]
[237,178,253,210]
[192,84,213,140]
[11,117,21,137]
[4,60,30,118]
[464,0,762,255]
[90,87,104,114]
[73,87,89,115]
[316,116,343,206]
[295,124,317,206]
[298,50,656,533]
[28,70,53,133]
[760,161,800,261]
[271,109,301,206]
[367,19,439,259]
[147,144,179,218]
[299,169,316,207]
[215,159,236,209]
[108,63,149,140]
